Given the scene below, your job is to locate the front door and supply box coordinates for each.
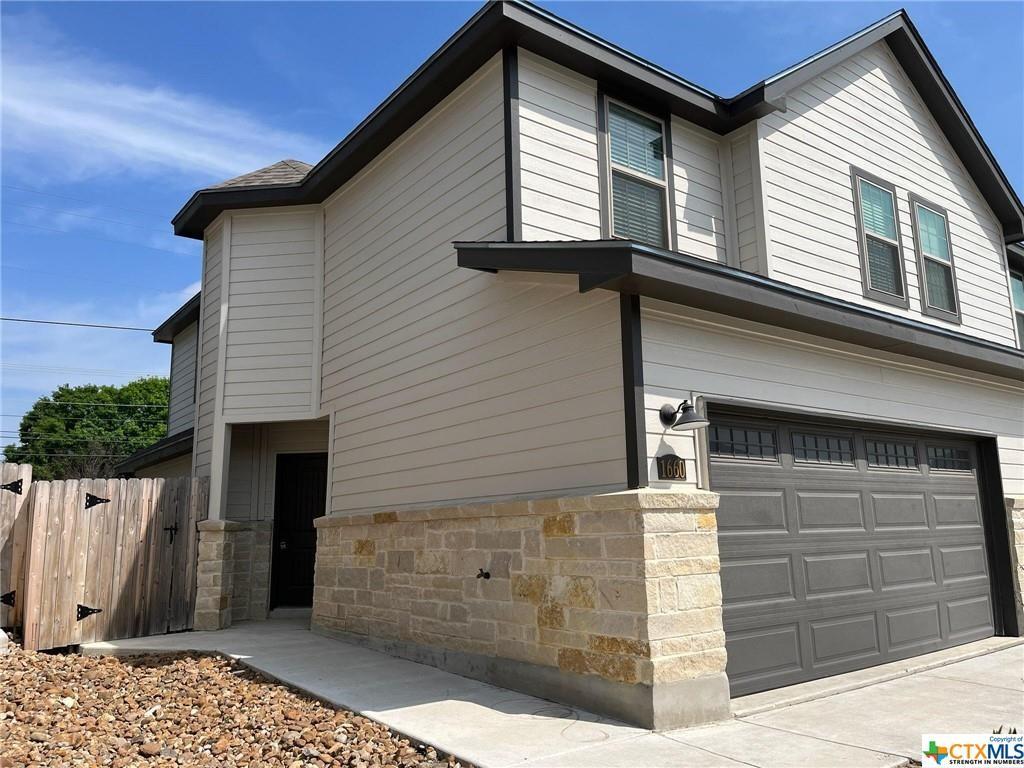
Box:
[271,453,328,608]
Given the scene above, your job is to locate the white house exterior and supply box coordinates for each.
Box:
[153,1,1024,729]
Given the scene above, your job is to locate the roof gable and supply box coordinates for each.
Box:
[173,2,1023,242]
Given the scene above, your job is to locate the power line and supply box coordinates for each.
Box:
[2,184,167,219]
[9,401,167,409]
[1,317,155,332]
[1,451,133,458]
[3,219,198,257]
[2,363,164,378]
[5,201,170,234]
[1,263,159,292]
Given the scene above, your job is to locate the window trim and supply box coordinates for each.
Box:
[1006,266,1024,350]
[908,193,962,324]
[850,166,910,309]
[599,94,675,249]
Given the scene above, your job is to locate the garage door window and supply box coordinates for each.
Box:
[866,439,917,469]
[708,424,777,460]
[792,432,854,465]
[927,445,972,471]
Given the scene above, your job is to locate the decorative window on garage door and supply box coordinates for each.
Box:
[866,440,917,468]
[927,445,972,471]
[792,432,854,465]
[708,424,777,460]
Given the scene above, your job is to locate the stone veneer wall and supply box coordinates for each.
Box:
[1007,497,1024,633]
[230,521,273,622]
[311,490,728,729]
[194,519,272,630]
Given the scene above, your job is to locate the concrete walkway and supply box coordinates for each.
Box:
[83,619,1024,768]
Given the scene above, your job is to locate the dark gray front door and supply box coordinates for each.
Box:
[709,412,995,696]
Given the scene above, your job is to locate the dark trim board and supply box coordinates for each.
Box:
[455,239,1024,381]
[502,46,522,242]
[153,292,201,343]
[619,294,647,489]
[173,1,1023,242]
[114,428,194,476]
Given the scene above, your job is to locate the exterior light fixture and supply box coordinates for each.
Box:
[659,400,710,431]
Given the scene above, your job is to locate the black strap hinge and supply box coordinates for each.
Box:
[76,604,102,621]
[85,493,110,509]
[1,479,22,495]
[0,590,14,607]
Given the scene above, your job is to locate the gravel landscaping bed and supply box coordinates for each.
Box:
[0,644,463,767]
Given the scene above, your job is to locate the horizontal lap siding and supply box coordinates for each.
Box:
[193,226,222,477]
[223,212,317,418]
[167,322,197,436]
[758,42,1016,345]
[640,300,1024,494]
[518,50,602,240]
[671,119,726,262]
[321,55,625,514]
[731,131,760,273]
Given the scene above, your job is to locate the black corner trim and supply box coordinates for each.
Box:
[977,437,1018,636]
[620,294,647,489]
[503,46,523,242]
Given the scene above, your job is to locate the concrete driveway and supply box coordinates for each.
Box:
[84,620,1024,768]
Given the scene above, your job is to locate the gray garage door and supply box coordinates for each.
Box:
[709,412,995,696]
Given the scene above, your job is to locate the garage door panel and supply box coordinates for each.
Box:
[710,413,995,696]
[796,491,866,531]
[871,493,929,529]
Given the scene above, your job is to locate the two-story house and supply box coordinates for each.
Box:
[141,1,1024,729]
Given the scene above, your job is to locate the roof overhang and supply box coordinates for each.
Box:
[173,2,1023,243]
[152,292,201,343]
[455,240,1024,382]
[114,428,194,476]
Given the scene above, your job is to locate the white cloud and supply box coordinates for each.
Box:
[1,12,329,186]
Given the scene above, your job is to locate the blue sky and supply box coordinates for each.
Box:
[2,1,1021,443]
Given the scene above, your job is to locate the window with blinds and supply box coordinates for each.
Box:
[854,173,906,305]
[911,197,960,321]
[606,102,668,248]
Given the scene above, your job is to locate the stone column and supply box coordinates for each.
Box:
[1006,497,1024,634]
[194,519,245,631]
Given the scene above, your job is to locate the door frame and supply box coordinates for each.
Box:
[269,451,328,610]
[704,401,1018,638]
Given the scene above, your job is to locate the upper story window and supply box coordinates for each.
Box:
[851,168,908,308]
[605,101,668,248]
[910,195,960,323]
[1008,268,1024,348]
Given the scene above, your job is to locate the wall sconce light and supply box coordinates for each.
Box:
[659,400,710,431]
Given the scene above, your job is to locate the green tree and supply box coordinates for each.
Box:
[2,378,169,480]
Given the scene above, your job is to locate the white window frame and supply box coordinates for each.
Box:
[850,166,909,308]
[600,95,673,249]
[909,193,961,324]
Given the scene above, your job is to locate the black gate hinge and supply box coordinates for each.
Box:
[0,590,14,607]
[1,479,22,495]
[85,493,110,509]
[76,604,102,621]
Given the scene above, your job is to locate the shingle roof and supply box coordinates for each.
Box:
[208,159,312,190]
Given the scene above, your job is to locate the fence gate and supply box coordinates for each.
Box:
[0,463,33,629]
[19,476,208,651]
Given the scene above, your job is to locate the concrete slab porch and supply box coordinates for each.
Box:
[83,619,1023,768]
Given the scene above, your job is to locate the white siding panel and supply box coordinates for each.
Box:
[640,300,1024,495]
[758,42,1016,345]
[193,225,222,477]
[730,130,761,273]
[321,55,625,514]
[223,210,317,419]
[518,50,602,241]
[166,321,197,436]
[671,119,726,262]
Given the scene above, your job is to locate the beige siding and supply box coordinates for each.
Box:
[134,452,193,479]
[640,300,1024,495]
[223,211,318,419]
[730,129,761,273]
[166,321,197,436]
[758,42,1016,345]
[671,119,726,262]
[518,49,602,240]
[193,224,223,477]
[321,55,626,514]
[225,419,329,523]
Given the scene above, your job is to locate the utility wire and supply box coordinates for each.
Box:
[2,452,133,458]
[5,201,170,234]
[2,184,167,219]
[1,317,155,332]
[2,363,164,377]
[1,401,167,409]
[3,219,198,257]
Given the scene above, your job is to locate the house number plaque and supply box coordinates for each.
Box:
[656,454,686,481]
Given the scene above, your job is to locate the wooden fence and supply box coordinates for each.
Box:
[0,464,208,651]
[0,463,33,628]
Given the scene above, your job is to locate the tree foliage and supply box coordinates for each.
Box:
[2,378,169,480]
